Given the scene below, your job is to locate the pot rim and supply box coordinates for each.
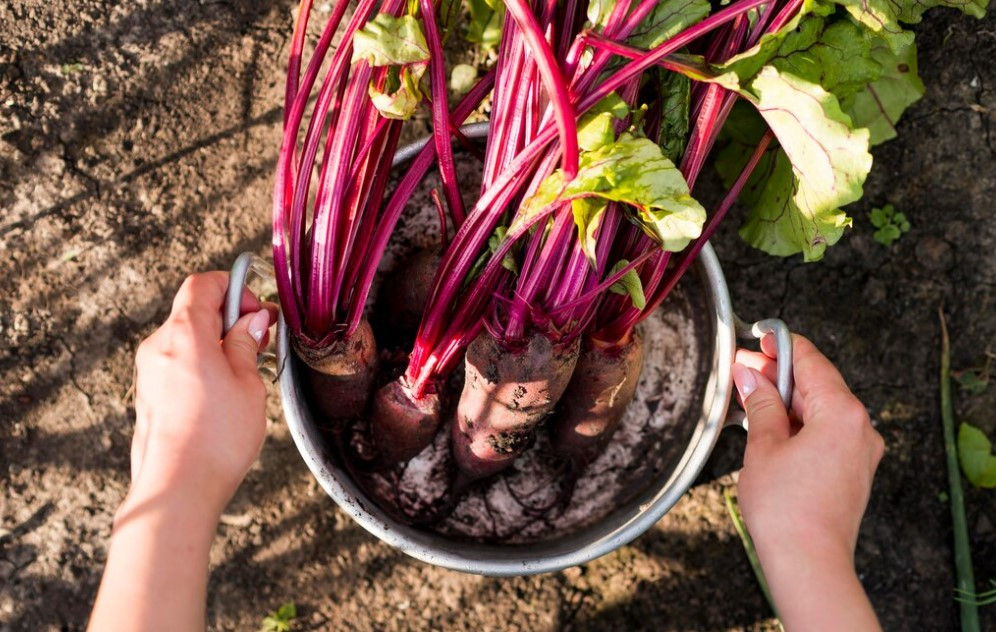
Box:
[275,253,736,578]
[274,124,738,576]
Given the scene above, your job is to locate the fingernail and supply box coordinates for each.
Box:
[732,363,757,401]
[248,309,270,344]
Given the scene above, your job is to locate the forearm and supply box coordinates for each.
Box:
[89,489,220,632]
[756,537,881,632]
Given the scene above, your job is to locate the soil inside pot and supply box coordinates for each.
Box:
[303,151,716,544]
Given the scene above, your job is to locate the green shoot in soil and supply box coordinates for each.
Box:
[260,602,297,632]
[870,204,910,246]
[939,307,980,632]
[724,489,783,630]
[956,579,996,607]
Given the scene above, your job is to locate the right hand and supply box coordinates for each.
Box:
[734,334,884,566]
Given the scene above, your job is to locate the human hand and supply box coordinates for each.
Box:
[127,271,277,519]
[90,272,276,632]
[733,334,884,631]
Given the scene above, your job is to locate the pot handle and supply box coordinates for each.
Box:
[223,252,276,365]
[724,314,794,430]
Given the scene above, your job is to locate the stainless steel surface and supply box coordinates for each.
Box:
[725,315,794,430]
[223,252,254,334]
[224,123,794,576]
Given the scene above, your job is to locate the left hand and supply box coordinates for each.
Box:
[126,271,277,518]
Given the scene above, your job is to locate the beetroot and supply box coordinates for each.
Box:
[551,331,644,467]
[376,249,442,340]
[292,318,378,420]
[451,331,580,481]
[369,378,441,464]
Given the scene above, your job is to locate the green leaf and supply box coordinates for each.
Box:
[954,370,989,395]
[716,4,835,84]
[957,423,996,488]
[655,68,691,162]
[438,0,462,43]
[489,225,519,273]
[869,206,890,228]
[608,260,647,309]
[368,63,427,120]
[351,13,431,120]
[627,0,712,50]
[260,602,297,632]
[586,0,615,30]
[729,148,853,259]
[466,0,505,52]
[829,0,988,54]
[869,204,909,245]
[577,92,630,151]
[874,223,901,246]
[352,14,430,67]
[716,99,769,147]
[571,198,608,266]
[465,224,518,287]
[517,134,706,252]
[276,603,297,620]
[841,39,925,145]
[450,63,477,95]
[737,67,871,260]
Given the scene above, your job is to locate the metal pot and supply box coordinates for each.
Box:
[224,125,792,577]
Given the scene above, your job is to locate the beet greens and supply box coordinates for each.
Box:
[272,0,991,488]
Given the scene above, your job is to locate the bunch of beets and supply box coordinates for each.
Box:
[271,0,989,517]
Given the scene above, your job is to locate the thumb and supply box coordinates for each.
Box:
[222,309,270,375]
[733,363,790,448]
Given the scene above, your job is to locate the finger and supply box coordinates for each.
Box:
[168,271,232,343]
[171,271,229,315]
[237,286,263,314]
[736,347,805,420]
[258,303,280,348]
[759,332,778,358]
[789,334,856,423]
[734,348,778,385]
[222,309,271,375]
[733,364,791,448]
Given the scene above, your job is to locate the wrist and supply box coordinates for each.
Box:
[753,533,879,632]
[94,477,218,632]
[119,470,227,538]
[128,448,241,520]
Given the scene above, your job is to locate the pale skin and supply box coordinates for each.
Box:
[89,272,277,632]
[734,334,885,632]
[89,272,884,631]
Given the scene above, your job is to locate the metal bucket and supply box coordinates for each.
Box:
[225,125,792,577]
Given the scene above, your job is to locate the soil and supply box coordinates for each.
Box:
[2,1,995,631]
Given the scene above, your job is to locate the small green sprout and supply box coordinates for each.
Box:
[869,204,910,246]
[958,423,996,489]
[260,602,297,632]
[60,62,85,74]
[952,350,994,395]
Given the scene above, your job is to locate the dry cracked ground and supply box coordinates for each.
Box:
[2,1,995,630]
